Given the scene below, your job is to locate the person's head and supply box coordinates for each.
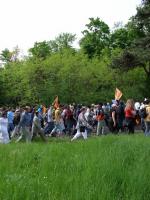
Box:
[80,107,86,114]
[35,111,39,116]
[70,105,74,111]
[15,108,20,113]
[98,103,103,109]
[126,99,134,109]
[135,102,140,110]
[144,99,150,105]
[1,110,7,118]
[78,104,81,109]
[24,106,31,113]
[91,104,95,108]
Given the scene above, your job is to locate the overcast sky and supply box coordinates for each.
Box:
[0,0,141,55]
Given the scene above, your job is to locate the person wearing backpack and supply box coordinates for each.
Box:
[144,100,150,136]
[96,103,106,135]
[32,111,47,142]
[71,107,92,141]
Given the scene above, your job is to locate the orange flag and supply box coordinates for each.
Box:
[53,96,59,109]
[115,88,123,100]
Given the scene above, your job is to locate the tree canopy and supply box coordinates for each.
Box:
[0,0,149,106]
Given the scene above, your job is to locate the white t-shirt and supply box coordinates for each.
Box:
[0,117,10,144]
[47,108,53,122]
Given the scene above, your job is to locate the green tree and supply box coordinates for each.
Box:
[0,49,12,63]
[110,27,135,49]
[80,17,110,58]
[0,46,20,64]
[28,41,51,60]
[110,0,150,98]
[49,33,76,53]
[111,0,150,77]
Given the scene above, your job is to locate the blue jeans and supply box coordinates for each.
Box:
[85,128,92,136]
[51,122,62,134]
[8,123,14,138]
[97,120,106,135]
[44,122,54,134]
[145,121,150,136]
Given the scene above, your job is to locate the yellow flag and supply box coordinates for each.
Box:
[115,88,123,100]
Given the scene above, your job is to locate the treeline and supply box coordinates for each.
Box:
[0,0,149,106]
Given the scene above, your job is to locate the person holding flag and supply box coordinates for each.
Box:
[49,96,62,136]
[49,106,63,136]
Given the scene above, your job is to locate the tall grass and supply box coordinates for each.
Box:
[0,134,150,200]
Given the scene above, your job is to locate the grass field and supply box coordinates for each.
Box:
[0,134,150,200]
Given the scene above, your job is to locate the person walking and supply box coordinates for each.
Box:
[11,109,21,138]
[32,111,47,141]
[71,107,92,141]
[144,100,150,136]
[0,110,10,144]
[96,103,106,135]
[16,106,32,143]
[44,106,54,135]
[124,99,136,134]
[7,108,14,139]
[49,107,63,136]
[109,103,119,134]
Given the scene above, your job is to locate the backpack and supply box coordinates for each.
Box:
[65,109,73,120]
[13,112,20,125]
[96,109,105,121]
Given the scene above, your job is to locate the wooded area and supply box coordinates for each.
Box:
[0,0,149,106]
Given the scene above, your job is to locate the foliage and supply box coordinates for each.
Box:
[80,17,110,58]
[111,0,150,78]
[110,27,135,49]
[0,1,150,105]
[0,46,20,64]
[49,33,76,52]
[0,48,145,106]
[28,41,51,60]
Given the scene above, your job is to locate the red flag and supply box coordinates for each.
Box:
[53,96,59,109]
[115,88,123,100]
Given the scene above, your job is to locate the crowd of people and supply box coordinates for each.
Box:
[0,98,150,144]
